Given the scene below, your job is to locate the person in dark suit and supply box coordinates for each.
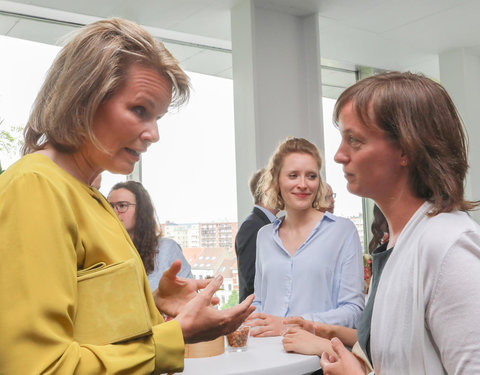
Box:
[235,168,278,302]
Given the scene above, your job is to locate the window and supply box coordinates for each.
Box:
[321,65,365,248]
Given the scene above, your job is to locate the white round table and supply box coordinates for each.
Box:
[179,336,321,375]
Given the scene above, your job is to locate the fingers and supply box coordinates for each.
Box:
[283,340,294,352]
[194,278,212,290]
[245,318,262,327]
[200,275,223,298]
[162,260,182,280]
[285,327,300,335]
[285,316,304,325]
[330,337,347,358]
[247,312,265,320]
[320,351,333,368]
[225,294,255,323]
[251,327,271,337]
[211,296,220,305]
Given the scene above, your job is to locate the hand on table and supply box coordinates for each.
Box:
[283,327,333,357]
[175,274,255,343]
[320,338,366,375]
[284,316,315,335]
[245,312,284,337]
[153,260,220,317]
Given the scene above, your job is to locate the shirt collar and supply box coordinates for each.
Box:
[254,204,277,222]
[272,210,335,231]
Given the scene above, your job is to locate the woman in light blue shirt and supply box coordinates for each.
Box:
[108,181,193,291]
[247,137,364,336]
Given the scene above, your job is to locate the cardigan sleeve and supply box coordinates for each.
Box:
[0,170,184,374]
[426,231,480,374]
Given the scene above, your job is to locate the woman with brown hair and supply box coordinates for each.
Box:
[108,180,193,291]
[321,72,480,374]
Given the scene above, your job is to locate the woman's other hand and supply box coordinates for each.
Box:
[153,260,220,317]
[245,312,284,337]
[283,327,334,356]
[284,316,315,335]
[320,338,366,375]
[175,274,255,343]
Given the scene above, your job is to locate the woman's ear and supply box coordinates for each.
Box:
[400,150,408,166]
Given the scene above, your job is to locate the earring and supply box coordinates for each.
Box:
[401,159,407,166]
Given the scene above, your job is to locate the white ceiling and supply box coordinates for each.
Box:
[2,0,480,82]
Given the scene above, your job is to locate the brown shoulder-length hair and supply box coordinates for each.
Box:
[334,71,479,216]
[110,181,160,274]
[22,17,190,155]
[261,137,327,211]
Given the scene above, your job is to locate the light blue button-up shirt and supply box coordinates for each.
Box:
[147,237,193,291]
[252,212,364,328]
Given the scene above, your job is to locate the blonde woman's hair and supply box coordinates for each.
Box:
[22,17,190,155]
[261,137,326,210]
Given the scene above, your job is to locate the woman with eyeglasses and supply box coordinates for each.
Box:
[108,181,193,291]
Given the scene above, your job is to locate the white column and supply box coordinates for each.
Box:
[231,1,324,222]
[439,48,480,223]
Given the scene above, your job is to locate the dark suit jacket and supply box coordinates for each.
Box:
[235,207,272,302]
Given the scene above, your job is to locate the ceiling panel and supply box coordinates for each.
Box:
[0,13,18,34]
[181,48,232,77]
[6,0,122,17]
[324,0,469,33]
[4,17,76,45]
[1,0,479,81]
[169,3,232,41]
[163,42,232,78]
[383,1,480,53]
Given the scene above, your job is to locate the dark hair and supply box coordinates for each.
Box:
[369,205,389,253]
[334,71,479,215]
[110,180,159,273]
[22,17,190,155]
[249,168,265,204]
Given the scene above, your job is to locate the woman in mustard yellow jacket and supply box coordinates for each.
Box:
[0,18,254,374]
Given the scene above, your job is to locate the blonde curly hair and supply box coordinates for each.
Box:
[260,137,327,211]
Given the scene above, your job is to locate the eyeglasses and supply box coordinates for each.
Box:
[109,201,136,213]
[325,193,336,200]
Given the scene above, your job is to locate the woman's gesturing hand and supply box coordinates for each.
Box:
[153,260,220,317]
[174,274,255,343]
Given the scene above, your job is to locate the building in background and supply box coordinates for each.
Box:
[199,222,237,248]
[183,246,238,306]
[168,218,363,307]
[162,223,199,248]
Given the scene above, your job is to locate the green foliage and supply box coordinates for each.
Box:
[221,290,239,310]
[0,119,23,172]
[0,121,23,154]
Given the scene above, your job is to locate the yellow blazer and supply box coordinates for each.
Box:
[0,154,184,374]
